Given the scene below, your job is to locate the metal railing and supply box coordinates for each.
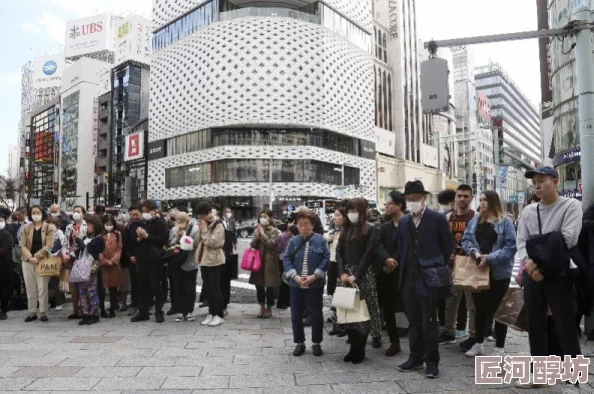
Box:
[219,7,320,24]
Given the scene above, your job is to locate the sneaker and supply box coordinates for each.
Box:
[465,343,484,357]
[208,316,224,327]
[398,359,424,372]
[54,305,63,311]
[438,332,456,344]
[486,335,496,342]
[201,315,214,326]
[426,363,439,378]
[491,347,505,357]
[175,314,185,322]
[186,313,195,322]
[455,330,468,340]
[459,337,476,352]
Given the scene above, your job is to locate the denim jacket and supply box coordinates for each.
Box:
[461,216,517,280]
[283,233,330,289]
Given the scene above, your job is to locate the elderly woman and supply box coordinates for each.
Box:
[283,209,330,357]
[168,211,199,322]
[21,205,56,322]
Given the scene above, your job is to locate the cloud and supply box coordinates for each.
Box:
[22,22,42,33]
[0,72,22,84]
[36,12,67,44]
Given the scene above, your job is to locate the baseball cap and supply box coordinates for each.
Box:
[524,166,559,179]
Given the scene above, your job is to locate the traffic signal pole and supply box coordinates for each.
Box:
[425,16,594,212]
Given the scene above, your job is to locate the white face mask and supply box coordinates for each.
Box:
[441,205,452,213]
[408,201,423,215]
[142,213,153,221]
[0,222,5,230]
[347,213,359,224]
[225,213,232,219]
[259,218,270,226]
[105,225,114,232]
[73,212,82,221]
[50,212,59,218]
[32,214,42,223]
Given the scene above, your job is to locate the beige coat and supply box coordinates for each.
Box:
[249,225,281,287]
[194,220,225,267]
[21,222,56,263]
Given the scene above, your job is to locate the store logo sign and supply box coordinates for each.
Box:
[42,60,57,75]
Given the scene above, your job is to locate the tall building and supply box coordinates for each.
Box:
[475,62,540,210]
[149,0,376,219]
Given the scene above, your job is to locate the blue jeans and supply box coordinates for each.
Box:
[290,287,324,344]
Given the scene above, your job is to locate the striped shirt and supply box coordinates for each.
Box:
[300,241,310,277]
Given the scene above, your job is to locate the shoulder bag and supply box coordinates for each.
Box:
[525,204,570,276]
[331,284,361,310]
[241,248,261,272]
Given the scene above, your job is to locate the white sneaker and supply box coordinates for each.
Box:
[465,343,484,357]
[208,316,224,327]
[186,313,195,322]
[491,347,505,357]
[54,305,63,311]
[201,314,214,326]
[486,335,496,342]
[175,314,185,322]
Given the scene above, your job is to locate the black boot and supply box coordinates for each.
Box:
[351,333,367,364]
[343,331,354,362]
[100,309,109,319]
[109,309,116,318]
[78,315,90,326]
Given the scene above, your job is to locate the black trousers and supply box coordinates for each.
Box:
[199,269,208,303]
[377,271,400,343]
[201,265,224,318]
[167,263,177,312]
[128,264,138,308]
[172,265,198,315]
[48,276,65,306]
[327,261,338,297]
[523,273,581,358]
[220,260,232,309]
[277,260,290,307]
[162,265,169,303]
[0,262,13,312]
[472,277,510,348]
[403,286,440,364]
[438,298,446,327]
[256,286,276,307]
[137,263,165,316]
[97,271,120,312]
[457,293,468,331]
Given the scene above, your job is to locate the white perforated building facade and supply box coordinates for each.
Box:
[149,0,375,215]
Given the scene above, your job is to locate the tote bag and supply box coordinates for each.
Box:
[70,254,94,283]
[331,285,361,310]
[336,299,371,324]
[241,248,262,272]
[453,255,490,291]
[36,256,62,277]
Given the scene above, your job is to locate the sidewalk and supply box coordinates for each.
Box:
[0,303,593,393]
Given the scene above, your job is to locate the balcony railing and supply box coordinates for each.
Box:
[219,7,320,24]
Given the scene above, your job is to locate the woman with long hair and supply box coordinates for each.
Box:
[249,209,281,318]
[99,215,124,318]
[21,205,56,322]
[336,198,381,363]
[327,206,347,337]
[461,190,517,357]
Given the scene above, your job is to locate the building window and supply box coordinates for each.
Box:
[320,3,371,52]
[165,159,360,188]
[61,91,80,198]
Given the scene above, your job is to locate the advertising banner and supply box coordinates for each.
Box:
[360,140,376,160]
[115,15,151,66]
[65,13,110,58]
[477,92,492,124]
[92,97,99,157]
[553,147,581,167]
[124,132,144,161]
[32,55,64,89]
[148,140,167,160]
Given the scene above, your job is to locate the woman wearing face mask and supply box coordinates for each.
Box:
[46,216,67,312]
[21,205,56,322]
[327,206,347,337]
[64,206,88,319]
[336,198,380,364]
[0,208,15,320]
[168,211,199,322]
[461,191,517,358]
[249,209,281,319]
[99,215,124,318]
[72,215,105,325]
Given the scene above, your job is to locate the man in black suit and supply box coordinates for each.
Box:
[397,181,454,379]
[375,190,406,357]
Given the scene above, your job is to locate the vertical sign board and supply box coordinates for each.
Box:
[124,132,145,161]
[92,97,99,158]
[421,58,450,113]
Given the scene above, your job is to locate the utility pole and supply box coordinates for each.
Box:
[574,0,594,210]
[425,19,594,212]
[268,159,273,210]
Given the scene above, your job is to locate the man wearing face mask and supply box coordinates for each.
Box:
[131,200,169,323]
[50,204,70,232]
[397,181,454,379]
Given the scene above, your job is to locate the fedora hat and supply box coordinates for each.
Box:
[404,180,430,195]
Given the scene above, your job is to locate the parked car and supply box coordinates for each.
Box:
[235,219,284,238]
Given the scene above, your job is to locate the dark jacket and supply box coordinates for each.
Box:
[0,229,15,264]
[577,204,594,318]
[336,222,379,280]
[283,233,330,289]
[374,220,401,292]
[398,209,455,297]
[222,218,237,256]
[122,220,144,267]
[74,235,105,261]
[135,217,168,264]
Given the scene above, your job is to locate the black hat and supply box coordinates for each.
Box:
[404,180,430,195]
[0,207,10,220]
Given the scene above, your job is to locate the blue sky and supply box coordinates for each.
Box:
[0,0,540,176]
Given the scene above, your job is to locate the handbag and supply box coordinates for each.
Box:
[36,256,62,277]
[241,248,262,272]
[526,204,570,276]
[336,299,371,324]
[494,287,527,332]
[453,255,490,291]
[181,258,199,272]
[70,255,94,283]
[331,285,361,310]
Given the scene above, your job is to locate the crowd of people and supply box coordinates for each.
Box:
[0,165,593,388]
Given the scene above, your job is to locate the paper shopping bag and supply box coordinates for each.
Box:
[494,287,527,332]
[453,255,490,291]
